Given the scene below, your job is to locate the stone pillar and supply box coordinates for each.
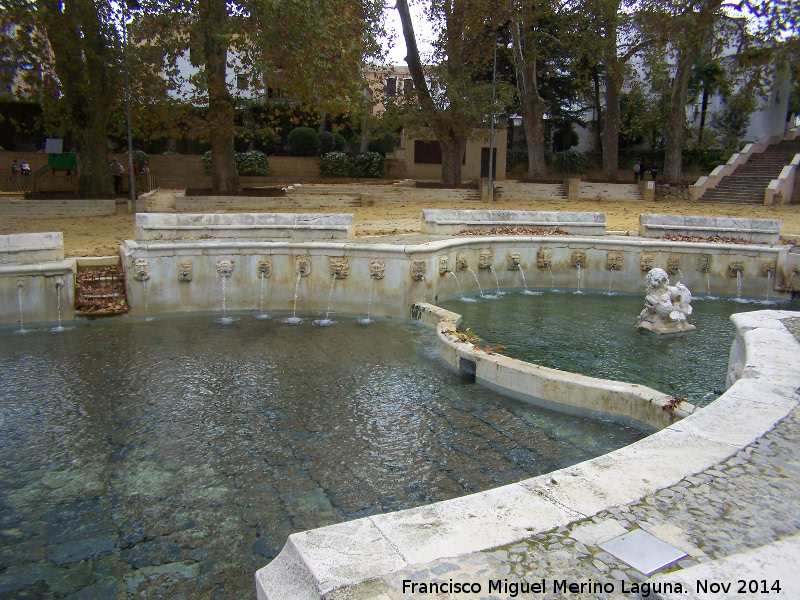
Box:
[480,178,492,203]
[641,180,655,202]
[565,178,580,202]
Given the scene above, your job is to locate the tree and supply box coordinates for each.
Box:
[396,0,504,185]
[689,58,728,146]
[509,0,580,180]
[509,3,552,180]
[2,0,119,197]
[136,0,383,192]
[657,0,797,183]
[578,0,660,180]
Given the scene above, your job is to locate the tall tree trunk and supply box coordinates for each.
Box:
[601,74,621,180]
[440,136,468,184]
[600,12,621,181]
[592,68,603,153]
[663,47,697,183]
[663,0,722,184]
[40,0,114,198]
[512,20,547,180]
[74,118,114,198]
[199,0,241,193]
[396,0,479,186]
[698,84,709,145]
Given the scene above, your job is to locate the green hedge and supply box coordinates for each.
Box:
[319,151,385,178]
[202,150,269,176]
[320,151,352,177]
[555,149,588,174]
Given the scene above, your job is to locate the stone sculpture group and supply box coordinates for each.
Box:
[636,267,695,334]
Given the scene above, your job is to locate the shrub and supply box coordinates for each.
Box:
[319,131,346,154]
[287,127,319,156]
[320,151,353,177]
[556,149,588,174]
[353,151,384,178]
[236,150,269,176]
[201,150,269,176]
[367,133,397,155]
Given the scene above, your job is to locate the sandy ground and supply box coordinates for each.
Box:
[2,187,800,257]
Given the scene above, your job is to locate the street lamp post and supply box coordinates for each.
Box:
[487,35,498,202]
[123,0,140,213]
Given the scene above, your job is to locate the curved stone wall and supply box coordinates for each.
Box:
[255,309,800,600]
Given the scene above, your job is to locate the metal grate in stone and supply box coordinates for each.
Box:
[75,266,129,315]
[598,528,687,575]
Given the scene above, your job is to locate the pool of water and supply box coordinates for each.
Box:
[438,290,793,407]
[0,314,652,599]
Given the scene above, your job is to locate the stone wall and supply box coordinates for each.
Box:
[0,199,116,219]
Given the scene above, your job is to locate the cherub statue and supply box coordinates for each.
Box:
[636,268,695,334]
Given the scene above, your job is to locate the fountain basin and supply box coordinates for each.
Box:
[255,309,800,600]
[416,302,688,430]
[117,235,792,321]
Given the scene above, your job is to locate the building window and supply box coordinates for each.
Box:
[237,74,248,90]
[414,140,442,164]
[403,78,414,97]
[385,77,396,97]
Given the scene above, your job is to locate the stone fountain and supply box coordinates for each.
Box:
[636,267,695,334]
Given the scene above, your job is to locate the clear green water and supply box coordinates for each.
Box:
[439,290,794,407]
[0,314,651,599]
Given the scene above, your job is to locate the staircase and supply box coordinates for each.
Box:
[700,139,800,204]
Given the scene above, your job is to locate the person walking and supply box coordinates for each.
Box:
[649,164,658,181]
[20,159,30,175]
[633,161,642,183]
[109,157,124,194]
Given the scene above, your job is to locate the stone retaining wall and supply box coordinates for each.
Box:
[0,199,116,219]
[421,209,606,235]
[134,212,355,241]
[639,214,782,244]
[419,303,688,430]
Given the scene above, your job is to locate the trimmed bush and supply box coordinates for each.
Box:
[201,150,269,176]
[287,127,319,156]
[236,150,269,176]
[320,152,353,177]
[353,152,384,178]
[319,131,347,154]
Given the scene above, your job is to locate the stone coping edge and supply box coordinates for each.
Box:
[122,234,786,256]
[255,309,800,600]
[416,302,691,431]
